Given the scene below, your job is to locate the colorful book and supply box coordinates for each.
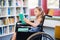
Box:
[19,13,26,24]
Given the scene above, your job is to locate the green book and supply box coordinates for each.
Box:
[19,13,26,24]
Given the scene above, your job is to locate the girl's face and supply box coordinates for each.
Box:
[34,8,41,17]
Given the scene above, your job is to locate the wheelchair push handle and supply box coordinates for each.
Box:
[45,15,52,17]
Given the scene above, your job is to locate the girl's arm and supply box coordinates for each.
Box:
[24,18,42,27]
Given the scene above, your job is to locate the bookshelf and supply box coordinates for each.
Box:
[0,0,28,37]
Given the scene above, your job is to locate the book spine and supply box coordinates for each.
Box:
[0,27,2,35]
[3,27,7,34]
[8,8,10,15]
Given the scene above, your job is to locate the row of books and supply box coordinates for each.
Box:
[0,26,8,35]
[8,8,14,15]
[16,0,27,6]
[0,26,14,35]
[0,0,28,6]
[0,18,15,25]
[0,7,27,16]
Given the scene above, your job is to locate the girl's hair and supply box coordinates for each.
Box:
[35,7,45,17]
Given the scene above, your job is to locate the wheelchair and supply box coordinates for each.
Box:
[11,15,54,40]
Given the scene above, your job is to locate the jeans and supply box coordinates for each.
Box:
[29,27,41,32]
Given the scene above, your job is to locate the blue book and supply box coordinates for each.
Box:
[8,8,10,15]
[0,27,2,35]
[16,2,18,6]
[9,25,12,32]
[3,27,7,34]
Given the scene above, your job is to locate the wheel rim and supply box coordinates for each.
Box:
[27,32,54,40]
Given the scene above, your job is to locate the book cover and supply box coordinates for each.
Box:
[19,13,26,24]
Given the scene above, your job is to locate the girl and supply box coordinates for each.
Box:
[12,7,44,40]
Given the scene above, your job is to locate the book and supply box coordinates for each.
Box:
[9,25,14,32]
[0,27,2,35]
[19,13,26,24]
[8,0,12,6]
[3,26,7,34]
[0,20,3,25]
[8,18,15,24]
[0,0,2,6]
[2,18,7,25]
[9,25,12,32]
[23,7,26,13]
[10,18,15,24]
[16,7,20,14]
[8,8,10,15]
[16,0,22,6]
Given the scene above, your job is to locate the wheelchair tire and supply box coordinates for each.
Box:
[27,32,54,40]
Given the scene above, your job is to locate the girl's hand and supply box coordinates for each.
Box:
[24,18,29,23]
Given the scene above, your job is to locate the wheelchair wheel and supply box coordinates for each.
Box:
[27,32,54,40]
